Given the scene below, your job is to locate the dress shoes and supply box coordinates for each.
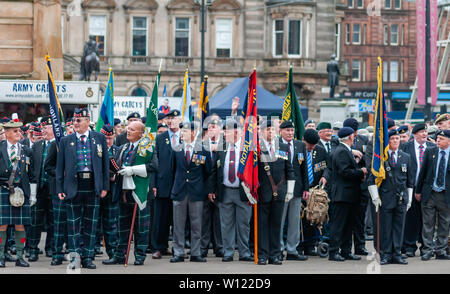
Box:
[102,257,125,265]
[304,248,318,256]
[392,256,408,265]
[380,257,391,265]
[435,253,450,260]
[268,257,282,265]
[364,233,374,241]
[45,250,52,258]
[162,248,173,256]
[355,248,369,256]
[329,253,345,262]
[28,253,38,262]
[239,256,253,262]
[405,251,415,258]
[9,246,16,255]
[95,248,103,256]
[170,256,185,263]
[222,256,233,262]
[51,258,64,266]
[215,251,224,258]
[5,252,16,262]
[257,258,267,265]
[342,253,361,261]
[15,258,30,267]
[421,252,434,261]
[201,251,208,258]
[0,258,5,268]
[190,256,207,262]
[134,259,145,265]
[286,253,308,261]
[81,259,96,269]
[152,251,162,259]
[145,248,153,254]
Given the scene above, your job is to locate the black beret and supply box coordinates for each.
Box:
[338,127,354,138]
[165,109,180,118]
[114,118,121,126]
[343,118,359,132]
[317,122,332,131]
[260,119,272,129]
[101,124,115,136]
[412,123,427,134]
[0,117,10,124]
[157,123,168,130]
[180,121,198,131]
[33,127,43,135]
[388,129,399,137]
[127,112,141,120]
[223,119,242,130]
[158,112,166,120]
[436,129,450,139]
[40,116,52,127]
[279,121,294,129]
[387,118,395,129]
[20,125,29,132]
[303,129,320,145]
[31,121,40,128]
[74,107,90,118]
[304,119,315,126]
[397,125,408,134]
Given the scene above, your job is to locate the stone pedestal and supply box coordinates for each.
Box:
[319,99,348,123]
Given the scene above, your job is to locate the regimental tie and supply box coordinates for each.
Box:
[390,151,396,167]
[307,150,314,186]
[419,145,424,168]
[269,143,274,159]
[10,144,16,163]
[288,141,293,163]
[124,144,134,166]
[436,150,446,188]
[171,133,177,147]
[185,144,191,166]
[228,145,236,183]
[326,142,331,154]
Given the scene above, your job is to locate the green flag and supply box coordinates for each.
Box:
[131,72,159,210]
[282,67,305,140]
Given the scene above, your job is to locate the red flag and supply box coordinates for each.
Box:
[237,70,260,200]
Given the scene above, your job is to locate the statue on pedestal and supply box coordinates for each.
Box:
[327,54,340,99]
[79,36,100,81]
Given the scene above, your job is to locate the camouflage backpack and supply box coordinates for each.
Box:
[303,185,330,233]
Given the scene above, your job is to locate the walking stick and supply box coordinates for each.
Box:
[254,203,258,264]
[125,203,138,267]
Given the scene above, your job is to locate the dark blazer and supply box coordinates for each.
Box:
[331,143,365,203]
[309,145,331,188]
[154,131,181,199]
[369,150,415,209]
[44,141,57,195]
[416,147,450,207]
[400,140,436,185]
[19,138,32,148]
[207,144,247,203]
[114,132,129,147]
[31,139,49,189]
[257,140,295,203]
[0,141,35,197]
[56,131,110,200]
[279,138,308,197]
[108,144,119,202]
[114,141,159,202]
[170,141,211,202]
[318,137,339,156]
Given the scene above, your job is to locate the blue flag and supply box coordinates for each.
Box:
[163,84,167,97]
[96,68,114,131]
[45,55,65,146]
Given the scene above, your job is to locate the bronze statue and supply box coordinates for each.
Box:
[327,54,340,98]
[79,36,100,81]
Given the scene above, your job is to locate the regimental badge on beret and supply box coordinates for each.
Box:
[397,125,408,135]
[412,123,427,134]
[436,129,450,139]
[40,116,52,127]
[101,124,115,136]
[435,113,450,124]
[74,107,90,118]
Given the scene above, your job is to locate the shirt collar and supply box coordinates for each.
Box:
[76,130,90,139]
[341,142,352,152]
[320,139,330,146]
[282,138,293,145]
[129,140,140,149]
[6,140,18,150]
[439,146,450,156]
[414,140,426,149]
[389,149,398,156]
[168,129,180,138]
[229,139,241,149]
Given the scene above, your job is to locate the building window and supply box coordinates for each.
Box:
[363,24,367,45]
[384,25,388,45]
[352,60,360,81]
[346,23,351,44]
[357,0,363,8]
[390,61,398,82]
[348,0,353,8]
[394,0,401,9]
[383,61,388,82]
[89,15,107,56]
[175,18,190,57]
[273,20,284,57]
[401,24,405,45]
[352,24,360,44]
[216,18,232,58]
[288,20,302,56]
[385,0,391,9]
[131,87,148,97]
[391,24,398,45]
[335,23,341,60]
[400,60,404,82]
[132,17,148,56]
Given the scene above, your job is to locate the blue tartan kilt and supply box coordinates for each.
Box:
[0,186,31,225]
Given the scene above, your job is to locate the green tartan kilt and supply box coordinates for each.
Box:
[0,186,31,225]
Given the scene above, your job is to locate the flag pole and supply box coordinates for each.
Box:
[253,64,258,264]
[124,202,138,267]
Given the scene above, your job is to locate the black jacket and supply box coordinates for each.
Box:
[309,145,331,189]
[44,141,57,195]
[279,138,309,197]
[114,132,129,148]
[400,140,436,185]
[154,131,181,199]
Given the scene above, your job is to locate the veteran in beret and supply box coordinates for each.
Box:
[115,112,142,147]
[397,125,411,144]
[435,113,449,130]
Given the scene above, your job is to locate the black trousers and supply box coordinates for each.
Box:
[351,193,369,250]
[151,197,172,252]
[257,201,284,260]
[402,196,423,254]
[200,199,223,254]
[380,204,406,258]
[329,202,359,255]
[29,186,54,255]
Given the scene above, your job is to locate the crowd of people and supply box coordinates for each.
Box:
[0,100,449,269]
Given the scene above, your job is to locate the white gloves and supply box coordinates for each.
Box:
[241,182,257,205]
[368,185,382,212]
[131,165,147,178]
[118,166,133,177]
[122,175,136,190]
[285,180,295,202]
[30,183,37,206]
[407,188,413,211]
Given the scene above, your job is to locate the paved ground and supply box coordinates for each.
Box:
[1,234,449,274]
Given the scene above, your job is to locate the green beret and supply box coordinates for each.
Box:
[316,122,332,131]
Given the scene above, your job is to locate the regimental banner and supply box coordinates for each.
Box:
[0,80,100,104]
[114,96,146,121]
[416,0,426,105]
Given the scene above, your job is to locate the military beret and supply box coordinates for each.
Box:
[435,113,449,124]
[0,117,10,124]
[260,119,272,129]
[279,121,294,129]
[165,109,180,118]
[387,118,395,129]
[338,127,354,138]
[303,129,320,145]
[114,118,121,126]
[388,129,399,137]
[316,122,332,131]
[20,125,29,132]
[33,127,43,136]
[179,121,198,131]
[208,118,221,127]
[333,121,343,130]
[427,125,439,135]
[40,116,52,127]
[412,123,427,134]
[223,119,242,130]
[343,118,359,132]
[127,112,141,120]
[101,124,115,136]
[31,121,40,128]
[436,129,450,139]
[3,118,23,129]
[65,118,73,126]
[158,112,166,120]
[157,123,168,130]
[304,119,315,126]
[73,107,90,118]
[397,125,409,135]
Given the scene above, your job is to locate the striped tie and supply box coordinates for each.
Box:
[419,145,424,168]
[307,151,314,186]
[10,145,16,163]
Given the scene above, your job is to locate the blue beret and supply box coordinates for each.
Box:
[412,123,427,134]
[114,118,121,126]
[165,109,180,118]
[338,127,354,138]
[303,129,320,144]
[158,112,166,120]
[101,124,114,136]
[127,112,141,120]
[343,118,359,132]
[389,129,399,137]
[279,120,294,129]
[387,118,395,129]
[397,125,408,134]
[157,123,168,130]
[436,130,450,139]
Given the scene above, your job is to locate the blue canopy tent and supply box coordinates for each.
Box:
[209,77,308,119]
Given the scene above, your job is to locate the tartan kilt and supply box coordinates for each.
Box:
[0,186,31,225]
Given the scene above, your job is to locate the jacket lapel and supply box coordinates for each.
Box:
[409,142,417,168]
[1,141,10,166]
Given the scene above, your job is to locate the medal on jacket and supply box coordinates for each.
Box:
[321,160,327,169]
[363,145,367,153]
[200,155,206,165]
[276,150,288,160]
[298,153,304,164]
[386,166,391,172]
[401,164,407,172]
[97,144,102,157]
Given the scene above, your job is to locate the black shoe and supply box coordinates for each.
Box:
[380,257,391,265]
[15,258,30,267]
[329,253,345,262]
[257,258,267,265]
[9,246,16,255]
[222,256,233,262]
[4,252,16,262]
[185,240,191,249]
[95,248,103,256]
[102,257,125,265]
[364,234,374,241]
[405,251,415,258]
[25,251,30,258]
[239,256,253,262]
[38,249,43,255]
[392,256,408,265]
[28,253,38,262]
[304,248,318,256]
[170,256,185,263]
[355,248,369,256]
[45,251,52,258]
[215,251,224,258]
[51,258,63,266]
[81,259,96,269]
[0,259,5,268]
[190,256,206,262]
[342,253,361,261]
[286,253,308,261]
[134,259,145,265]
[435,253,450,260]
[268,257,282,265]
[421,252,433,261]
[201,251,208,258]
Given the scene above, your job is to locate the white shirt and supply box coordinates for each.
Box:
[223,140,241,188]
[209,138,219,158]
[184,141,196,162]
[76,130,90,140]
[262,139,276,157]
[282,138,294,163]
[414,140,427,180]
[320,139,331,152]
[6,140,19,159]
[341,142,352,153]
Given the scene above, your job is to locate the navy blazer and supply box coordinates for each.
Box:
[154,131,181,199]
[56,131,110,200]
[170,141,211,202]
[309,145,331,189]
[400,140,435,186]
[279,138,309,198]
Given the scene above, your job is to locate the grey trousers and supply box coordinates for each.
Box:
[200,199,223,253]
[173,197,203,257]
[280,197,302,254]
[218,188,252,258]
[421,191,450,255]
